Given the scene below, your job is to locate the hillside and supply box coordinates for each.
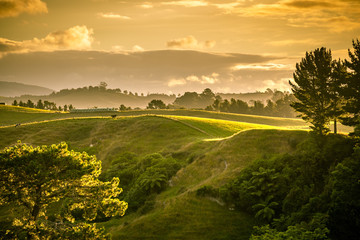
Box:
[0,90,176,109]
[0,81,54,97]
[0,106,311,239]
[1,106,354,133]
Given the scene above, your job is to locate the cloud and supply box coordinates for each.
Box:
[0,50,292,94]
[0,0,47,18]
[97,12,131,20]
[132,45,144,51]
[162,0,208,7]
[269,38,316,46]
[284,0,337,8]
[262,78,291,92]
[232,63,292,71]
[230,0,360,32]
[212,1,244,12]
[138,2,153,8]
[168,78,187,87]
[168,73,219,87]
[167,35,216,49]
[0,26,94,56]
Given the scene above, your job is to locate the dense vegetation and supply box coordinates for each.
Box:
[220,134,359,239]
[0,142,127,239]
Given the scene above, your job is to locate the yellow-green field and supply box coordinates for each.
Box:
[0,106,349,239]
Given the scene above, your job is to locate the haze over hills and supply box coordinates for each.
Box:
[0,83,277,109]
[0,81,54,97]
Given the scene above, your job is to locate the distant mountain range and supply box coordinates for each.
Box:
[0,81,54,97]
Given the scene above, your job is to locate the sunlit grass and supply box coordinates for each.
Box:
[0,105,59,113]
[0,106,312,240]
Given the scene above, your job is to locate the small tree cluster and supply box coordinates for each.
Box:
[119,104,132,111]
[206,93,296,118]
[174,88,216,109]
[147,99,167,109]
[12,99,74,111]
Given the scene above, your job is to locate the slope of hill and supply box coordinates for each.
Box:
[105,129,307,240]
[0,81,54,97]
[0,89,176,109]
[1,106,354,133]
[0,106,310,239]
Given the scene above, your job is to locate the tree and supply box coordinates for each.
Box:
[289,47,337,135]
[252,195,279,222]
[200,88,216,107]
[343,39,360,133]
[147,99,166,109]
[36,99,44,109]
[12,100,18,106]
[174,92,200,108]
[211,95,222,111]
[0,142,128,239]
[119,104,127,111]
[27,99,35,108]
[99,82,108,90]
[330,59,347,134]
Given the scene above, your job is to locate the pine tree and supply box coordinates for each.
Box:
[343,39,360,133]
[36,99,44,109]
[289,47,336,135]
[330,59,348,134]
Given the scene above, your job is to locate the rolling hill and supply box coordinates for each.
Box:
[0,81,54,97]
[0,89,176,109]
[1,106,355,239]
[0,106,311,239]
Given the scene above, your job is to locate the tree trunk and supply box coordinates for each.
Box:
[334,118,337,134]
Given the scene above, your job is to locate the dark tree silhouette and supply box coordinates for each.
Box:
[343,39,360,134]
[147,99,166,109]
[289,47,338,135]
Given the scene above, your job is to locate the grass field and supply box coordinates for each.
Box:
[1,105,353,133]
[0,105,345,239]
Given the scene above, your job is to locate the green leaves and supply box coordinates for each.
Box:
[290,47,340,135]
[0,141,128,239]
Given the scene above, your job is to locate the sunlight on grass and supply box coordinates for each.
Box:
[0,105,60,113]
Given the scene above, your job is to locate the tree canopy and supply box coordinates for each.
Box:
[147,99,166,109]
[343,39,360,131]
[289,47,338,135]
[0,142,128,239]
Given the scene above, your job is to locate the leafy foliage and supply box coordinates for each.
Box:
[289,48,336,135]
[223,134,358,239]
[0,142,128,239]
[174,88,216,109]
[147,99,167,109]
[343,39,360,132]
[101,152,182,212]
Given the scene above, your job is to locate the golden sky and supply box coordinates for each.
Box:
[0,0,359,93]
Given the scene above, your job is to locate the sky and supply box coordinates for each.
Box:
[0,0,359,94]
